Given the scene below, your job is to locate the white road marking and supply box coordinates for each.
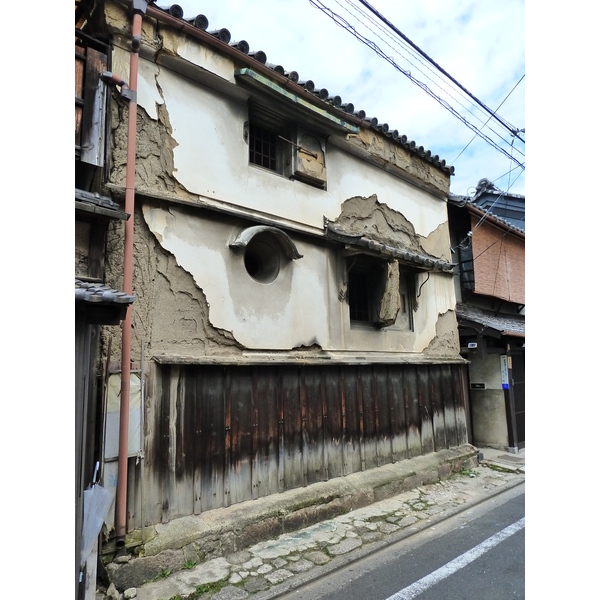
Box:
[385,517,525,600]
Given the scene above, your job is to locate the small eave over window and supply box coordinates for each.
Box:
[229,225,302,284]
[326,222,456,274]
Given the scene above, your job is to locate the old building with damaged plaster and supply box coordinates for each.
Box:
[75,0,473,589]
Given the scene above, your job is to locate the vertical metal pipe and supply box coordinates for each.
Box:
[115,3,146,547]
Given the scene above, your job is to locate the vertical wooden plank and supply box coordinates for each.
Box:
[366,366,381,468]
[388,365,408,463]
[341,366,362,475]
[404,365,422,458]
[441,365,458,447]
[174,366,195,517]
[304,366,324,485]
[162,366,178,523]
[251,367,260,499]
[452,365,469,445]
[81,47,107,166]
[228,367,254,505]
[374,365,393,466]
[356,366,377,471]
[320,367,329,481]
[340,367,348,476]
[200,367,225,512]
[277,368,285,493]
[429,364,447,451]
[281,366,303,490]
[254,368,279,498]
[323,366,343,480]
[299,367,309,487]
[418,366,435,455]
[223,370,232,507]
[192,369,203,515]
[75,45,85,147]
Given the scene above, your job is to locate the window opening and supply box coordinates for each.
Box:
[347,256,386,324]
[243,235,281,283]
[346,255,415,330]
[249,122,278,171]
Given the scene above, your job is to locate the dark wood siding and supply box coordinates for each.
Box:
[140,362,469,526]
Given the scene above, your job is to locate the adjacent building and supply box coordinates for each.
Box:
[448,182,525,453]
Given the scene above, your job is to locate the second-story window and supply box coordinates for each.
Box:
[249,122,279,172]
[246,101,327,188]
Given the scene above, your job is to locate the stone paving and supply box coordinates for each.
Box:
[97,458,524,600]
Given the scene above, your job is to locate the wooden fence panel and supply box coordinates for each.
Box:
[140,362,469,525]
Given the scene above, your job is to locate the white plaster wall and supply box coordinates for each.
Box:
[143,205,455,353]
[143,205,336,350]
[133,58,448,238]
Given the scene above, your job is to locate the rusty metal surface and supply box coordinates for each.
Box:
[140,363,469,526]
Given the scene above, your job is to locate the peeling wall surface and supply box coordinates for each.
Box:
[105,34,459,359]
[99,1,469,531]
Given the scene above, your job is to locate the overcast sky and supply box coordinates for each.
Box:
[163,0,525,197]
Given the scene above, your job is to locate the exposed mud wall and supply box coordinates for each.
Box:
[424,310,461,357]
[109,93,196,200]
[343,128,450,196]
[103,205,241,364]
[332,194,450,262]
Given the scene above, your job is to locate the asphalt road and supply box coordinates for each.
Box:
[277,484,525,600]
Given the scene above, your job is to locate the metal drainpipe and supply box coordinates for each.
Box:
[114,0,148,549]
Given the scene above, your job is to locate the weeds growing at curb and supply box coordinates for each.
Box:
[488,464,514,474]
[153,568,172,581]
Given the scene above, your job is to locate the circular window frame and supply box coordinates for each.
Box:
[229,225,303,285]
[243,235,282,284]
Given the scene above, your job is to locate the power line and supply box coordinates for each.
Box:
[337,0,524,155]
[309,0,525,170]
[452,75,525,165]
[355,0,525,144]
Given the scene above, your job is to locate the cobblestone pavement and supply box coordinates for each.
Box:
[98,457,524,600]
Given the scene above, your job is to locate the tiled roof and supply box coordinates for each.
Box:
[326,222,456,272]
[455,302,525,337]
[448,192,525,236]
[75,279,136,305]
[151,3,454,176]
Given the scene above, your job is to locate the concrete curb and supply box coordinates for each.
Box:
[104,445,479,591]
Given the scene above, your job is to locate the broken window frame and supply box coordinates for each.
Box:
[246,101,327,188]
[345,254,416,330]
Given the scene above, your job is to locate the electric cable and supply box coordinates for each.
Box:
[355,0,524,143]
[309,0,525,170]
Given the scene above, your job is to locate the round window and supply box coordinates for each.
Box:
[244,236,281,283]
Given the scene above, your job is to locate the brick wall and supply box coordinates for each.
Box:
[471,216,525,304]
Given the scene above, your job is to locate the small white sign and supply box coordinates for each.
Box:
[500,355,509,390]
[468,342,477,349]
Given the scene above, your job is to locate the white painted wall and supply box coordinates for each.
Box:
[126,50,448,238]
[120,43,458,355]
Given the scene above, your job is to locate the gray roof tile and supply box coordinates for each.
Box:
[75,279,136,305]
[155,4,454,176]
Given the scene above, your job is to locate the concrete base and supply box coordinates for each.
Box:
[103,445,478,591]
